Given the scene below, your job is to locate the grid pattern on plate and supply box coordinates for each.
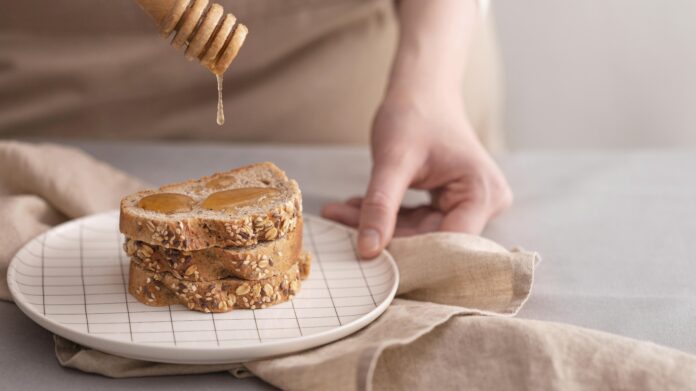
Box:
[10,212,395,347]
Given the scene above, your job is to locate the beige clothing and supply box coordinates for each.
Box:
[3,141,696,390]
[0,0,502,147]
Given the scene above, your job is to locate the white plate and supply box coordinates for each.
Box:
[7,211,398,364]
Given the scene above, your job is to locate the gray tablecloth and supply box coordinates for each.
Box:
[2,140,695,390]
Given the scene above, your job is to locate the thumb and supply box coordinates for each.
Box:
[357,159,414,259]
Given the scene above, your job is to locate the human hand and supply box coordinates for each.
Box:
[322,91,513,259]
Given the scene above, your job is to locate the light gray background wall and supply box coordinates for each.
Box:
[493,0,696,150]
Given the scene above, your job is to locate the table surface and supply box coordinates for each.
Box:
[3,140,696,390]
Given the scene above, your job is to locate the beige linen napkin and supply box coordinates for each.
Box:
[3,141,696,390]
[0,141,146,300]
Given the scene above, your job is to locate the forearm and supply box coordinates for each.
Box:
[386,0,479,100]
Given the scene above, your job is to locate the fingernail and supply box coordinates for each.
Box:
[358,229,381,258]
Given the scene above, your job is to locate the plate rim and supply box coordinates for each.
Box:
[7,210,399,364]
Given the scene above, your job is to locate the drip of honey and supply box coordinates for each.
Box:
[138,193,195,214]
[206,176,237,189]
[202,187,279,211]
[216,74,225,126]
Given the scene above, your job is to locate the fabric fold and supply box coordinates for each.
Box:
[0,141,146,300]
[54,335,245,378]
[390,233,537,314]
[369,316,696,391]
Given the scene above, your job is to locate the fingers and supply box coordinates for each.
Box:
[357,160,415,259]
[439,201,489,234]
[393,226,421,237]
[346,197,363,207]
[321,202,360,228]
[438,174,514,234]
[395,205,442,235]
[324,199,444,239]
[393,209,442,237]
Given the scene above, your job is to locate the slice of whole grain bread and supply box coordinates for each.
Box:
[129,251,311,313]
[125,219,304,281]
[120,162,302,251]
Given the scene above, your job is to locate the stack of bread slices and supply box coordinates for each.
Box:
[119,162,309,313]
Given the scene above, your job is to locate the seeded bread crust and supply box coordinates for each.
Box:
[119,162,302,251]
[129,252,312,313]
[124,219,303,281]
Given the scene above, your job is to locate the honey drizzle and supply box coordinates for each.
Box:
[216,74,225,126]
[201,188,279,211]
[138,193,195,214]
[205,176,237,189]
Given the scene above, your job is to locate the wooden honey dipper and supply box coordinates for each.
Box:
[136,0,248,75]
[136,0,248,125]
